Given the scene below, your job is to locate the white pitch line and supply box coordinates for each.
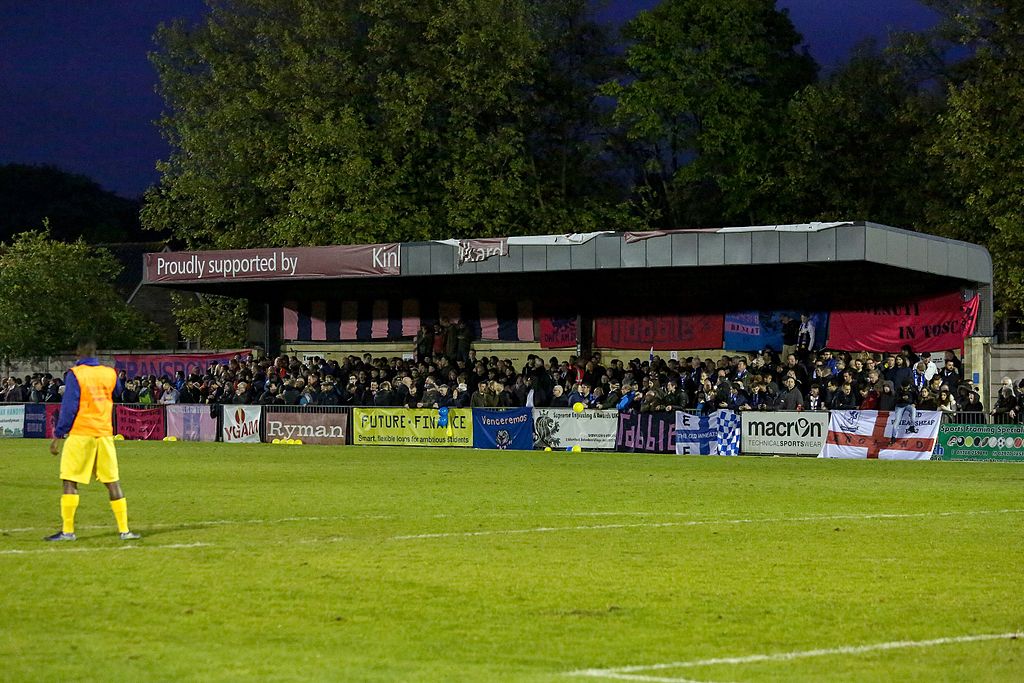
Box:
[567,632,1023,681]
[0,542,212,556]
[387,508,1024,541]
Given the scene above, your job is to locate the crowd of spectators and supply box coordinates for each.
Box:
[4,345,1024,423]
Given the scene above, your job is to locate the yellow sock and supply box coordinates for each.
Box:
[61,494,79,534]
[110,497,129,534]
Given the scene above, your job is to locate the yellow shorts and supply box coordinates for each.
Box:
[59,435,119,484]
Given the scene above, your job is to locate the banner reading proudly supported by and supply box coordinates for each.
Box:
[0,404,25,437]
[222,405,262,443]
[23,404,46,438]
[818,410,940,460]
[595,314,723,350]
[114,351,250,379]
[114,406,167,441]
[616,411,676,454]
[933,423,1024,462]
[674,410,740,455]
[352,408,472,447]
[165,404,219,442]
[742,411,828,456]
[264,410,349,446]
[473,408,533,450]
[724,311,829,352]
[827,291,979,353]
[534,408,619,450]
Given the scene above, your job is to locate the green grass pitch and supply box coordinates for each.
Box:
[1,440,1022,681]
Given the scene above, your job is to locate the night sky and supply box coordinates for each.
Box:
[0,1,937,199]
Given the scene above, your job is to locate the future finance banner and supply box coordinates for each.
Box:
[165,405,219,442]
[533,408,619,450]
[145,244,400,284]
[741,411,828,456]
[0,404,25,438]
[352,408,472,447]
[114,406,167,441]
[264,410,349,446]
[113,351,249,378]
[933,423,1024,462]
[827,291,979,353]
[473,408,533,450]
[222,405,263,443]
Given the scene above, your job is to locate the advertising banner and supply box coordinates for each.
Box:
[595,314,724,350]
[113,350,249,378]
[23,404,47,438]
[473,408,533,450]
[539,317,578,349]
[0,404,25,438]
[165,404,219,442]
[741,411,828,456]
[724,311,829,352]
[264,410,349,446]
[114,406,166,441]
[933,423,1024,462]
[674,410,741,455]
[44,404,60,438]
[615,411,676,454]
[145,244,400,284]
[533,408,619,450]
[818,410,940,460]
[352,408,472,447]
[827,290,979,353]
[222,405,263,443]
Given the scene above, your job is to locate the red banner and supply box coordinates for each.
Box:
[113,351,250,378]
[827,291,979,353]
[595,315,724,350]
[114,406,167,441]
[539,317,578,348]
[45,404,61,439]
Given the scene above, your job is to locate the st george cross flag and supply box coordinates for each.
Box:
[818,410,941,460]
[675,410,739,455]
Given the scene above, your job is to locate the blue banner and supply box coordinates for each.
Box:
[23,404,47,438]
[724,311,829,352]
[472,408,534,450]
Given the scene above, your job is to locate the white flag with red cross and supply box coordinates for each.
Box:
[818,410,940,460]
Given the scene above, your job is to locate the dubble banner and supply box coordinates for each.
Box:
[114,406,167,441]
[473,408,533,450]
[616,411,676,454]
[265,410,349,445]
[595,314,723,350]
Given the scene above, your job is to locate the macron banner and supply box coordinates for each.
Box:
[0,404,25,438]
[473,408,533,450]
[165,404,219,442]
[264,409,349,446]
[724,311,829,352]
[595,314,724,350]
[675,410,741,455]
[741,411,828,456]
[352,408,472,447]
[818,410,940,460]
[222,405,262,443]
[113,351,250,379]
[533,408,619,450]
[827,291,979,353]
[114,406,167,441]
[616,411,677,454]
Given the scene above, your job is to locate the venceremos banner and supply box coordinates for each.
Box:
[0,404,25,438]
[473,408,533,450]
[264,409,349,446]
[742,411,828,456]
[933,423,1024,462]
[534,408,619,450]
[352,408,472,447]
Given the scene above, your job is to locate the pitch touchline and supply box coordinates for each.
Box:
[0,542,212,556]
[386,508,1024,541]
[567,631,1023,681]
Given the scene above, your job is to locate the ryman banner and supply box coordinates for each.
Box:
[165,405,219,442]
[0,404,25,438]
[933,423,1024,462]
[264,410,349,446]
[352,408,472,447]
[114,406,167,441]
[827,290,979,353]
[818,409,940,460]
[534,408,619,450]
[222,405,263,443]
[741,411,828,456]
[473,408,533,450]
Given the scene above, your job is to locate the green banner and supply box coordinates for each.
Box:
[934,423,1024,462]
[352,408,473,447]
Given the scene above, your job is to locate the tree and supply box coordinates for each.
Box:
[170,292,248,349]
[603,0,817,228]
[0,231,161,361]
[143,0,635,248]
